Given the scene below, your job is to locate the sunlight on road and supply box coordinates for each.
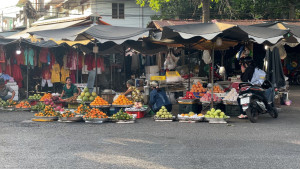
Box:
[76,152,174,169]
[288,140,300,145]
[103,138,155,146]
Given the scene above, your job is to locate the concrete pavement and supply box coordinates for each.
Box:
[0,87,300,169]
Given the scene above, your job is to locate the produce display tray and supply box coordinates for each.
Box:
[177,116,204,122]
[90,105,111,108]
[205,117,230,124]
[15,108,31,111]
[58,117,83,122]
[112,105,133,107]
[32,116,59,121]
[84,118,108,123]
[2,107,15,111]
[32,118,57,122]
[154,116,176,122]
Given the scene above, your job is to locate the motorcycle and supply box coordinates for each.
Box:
[238,80,278,123]
[288,68,300,85]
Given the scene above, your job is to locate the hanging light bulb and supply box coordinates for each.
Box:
[216,37,222,46]
[16,41,21,55]
[264,45,269,50]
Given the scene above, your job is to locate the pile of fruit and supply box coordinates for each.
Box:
[204,108,229,119]
[28,94,42,100]
[43,98,65,112]
[90,96,109,106]
[15,101,31,109]
[200,93,222,102]
[223,88,238,102]
[31,102,46,112]
[0,99,17,108]
[208,85,224,93]
[83,108,108,119]
[60,110,75,118]
[74,104,90,115]
[155,106,173,119]
[40,93,52,101]
[34,106,60,117]
[181,91,196,99]
[111,109,133,121]
[133,101,143,108]
[78,88,98,102]
[190,82,206,93]
[180,112,204,117]
[112,95,133,105]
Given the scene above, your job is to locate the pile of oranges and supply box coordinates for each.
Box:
[61,111,75,118]
[34,106,59,117]
[74,104,90,115]
[190,82,206,93]
[90,96,109,106]
[15,101,31,109]
[208,86,224,93]
[83,108,108,119]
[40,93,52,101]
[112,95,133,105]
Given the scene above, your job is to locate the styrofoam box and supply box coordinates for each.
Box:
[145,65,159,74]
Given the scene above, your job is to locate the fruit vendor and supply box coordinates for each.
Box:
[0,78,15,101]
[60,77,81,100]
[149,81,172,112]
[123,80,143,102]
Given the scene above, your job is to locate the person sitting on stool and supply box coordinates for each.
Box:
[0,78,15,101]
[149,81,172,112]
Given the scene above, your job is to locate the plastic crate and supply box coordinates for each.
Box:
[179,103,201,114]
[126,111,145,119]
[166,71,180,77]
[150,76,166,81]
[224,104,241,116]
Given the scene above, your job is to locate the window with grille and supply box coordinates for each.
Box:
[112,3,124,19]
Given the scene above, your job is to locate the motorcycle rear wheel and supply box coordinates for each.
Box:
[246,106,259,123]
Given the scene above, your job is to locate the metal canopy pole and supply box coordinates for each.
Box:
[188,49,191,91]
[93,43,99,95]
[26,47,29,99]
[210,45,215,109]
[76,46,79,83]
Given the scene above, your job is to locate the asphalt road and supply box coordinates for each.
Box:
[1,89,300,169]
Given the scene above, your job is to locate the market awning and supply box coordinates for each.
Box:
[159,22,289,45]
[29,25,151,45]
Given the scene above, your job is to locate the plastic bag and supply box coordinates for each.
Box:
[202,50,212,64]
[251,68,266,85]
[164,50,179,70]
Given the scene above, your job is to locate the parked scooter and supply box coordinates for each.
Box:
[289,68,300,85]
[238,80,278,123]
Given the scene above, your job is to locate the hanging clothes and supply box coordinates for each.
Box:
[70,70,76,83]
[39,48,49,63]
[11,64,23,88]
[49,52,56,69]
[0,46,5,63]
[24,48,34,66]
[5,58,12,76]
[63,54,68,70]
[42,68,51,80]
[84,54,94,71]
[61,67,70,83]
[78,53,83,70]
[41,79,53,87]
[15,49,25,65]
[51,63,61,83]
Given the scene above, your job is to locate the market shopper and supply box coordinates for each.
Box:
[123,80,143,102]
[60,77,80,99]
[240,56,256,83]
[0,78,15,101]
[149,81,172,112]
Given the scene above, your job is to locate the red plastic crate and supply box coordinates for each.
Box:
[126,111,146,119]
